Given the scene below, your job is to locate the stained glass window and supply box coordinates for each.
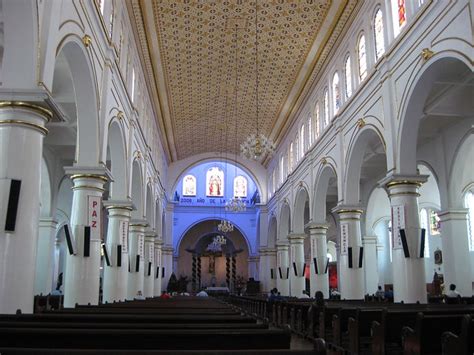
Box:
[464,191,474,250]
[429,210,440,235]
[233,176,247,198]
[206,167,224,197]
[345,56,352,98]
[420,208,430,257]
[315,102,320,138]
[332,72,341,114]
[280,156,284,184]
[374,9,385,60]
[131,68,136,102]
[289,143,293,172]
[300,124,305,158]
[182,175,196,196]
[358,34,367,81]
[392,0,406,36]
[323,89,329,127]
[398,0,406,28]
[98,0,105,14]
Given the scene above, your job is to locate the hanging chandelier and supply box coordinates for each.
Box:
[217,220,234,233]
[225,197,246,212]
[240,0,275,161]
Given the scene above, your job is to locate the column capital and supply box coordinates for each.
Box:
[162,245,174,254]
[306,222,329,231]
[0,101,52,136]
[288,233,306,243]
[103,200,133,211]
[129,219,148,228]
[64,166,112,184]
[332,205,364,215]
[38,217,58,226]
[378,174,428,191]
[144,234,156,242]
[154,239,164,247]
[363,235,378,245]
[276,242,289,251]
[248,256,260,262]
[438,209,469,222]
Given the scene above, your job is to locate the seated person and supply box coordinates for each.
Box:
[384,287,393,301]
[375,285,385,299]
[135,290,145,300]
[196,289,209,297]
[445,283,461,298]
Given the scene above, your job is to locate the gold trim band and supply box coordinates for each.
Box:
[388,192,421,197]
[71,186,105,192]
[308,225,329,230]
[105,205,133,211]
[129,223,148,228]
[0,101,52,121]
[336,209,364,215]
[386,180,423,188]
[0,119,48,135]
[70,174,108,183]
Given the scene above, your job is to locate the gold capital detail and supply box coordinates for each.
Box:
[320,157,327,165]
[0,101,52,121]
[82,35,92,47]
[357,118,365,128]
[421,48,434,61]
[70,174,108,183]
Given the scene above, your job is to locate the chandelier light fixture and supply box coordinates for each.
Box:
[217,220,234,234]
[240,0,275,161]
[225,197,246,212]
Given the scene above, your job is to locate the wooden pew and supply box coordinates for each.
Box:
[442,315,474,355]
[347,308,384,354]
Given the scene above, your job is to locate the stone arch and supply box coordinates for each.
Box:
[278,201,291,241]
[106,119,127,200]
[398,55,473,174]
[131,159,144,220]
[344,126,387,205]
[313,163,338,223]
[293,186,310,233]
[145,182,154,229]
[448,130,474,208]
[53,37,100,166]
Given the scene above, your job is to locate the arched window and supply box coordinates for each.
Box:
[323,89,329,127]
[279,156,284,185]
[374,8,385,61]
[206,167,224,197]
[315,102,320,139]
[295,136,299,162]
[344,56,352,99]
[182,175,196,196]
[308,116,313,147]
[332,72,341,114]
[358,34,367,81]
[391,0,406,37]
[131,68,136,102]
[464,191,474,250]
[327,253,333,262]
[300,124,305,158]
[98,0,105,15]
[419,208,430,258]
[233,176,247,198]
[289,143,294,173]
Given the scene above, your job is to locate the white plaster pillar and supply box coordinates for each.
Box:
[276,243,290,296]
[63,169,108,308]
[380,175,428,303]
[334,207,365,300]
[248,255,259,281]
[288,233,306,297]
[102,201,132,303]
[258,248,268,292]
[267,248,277,292]
[161,245,174,292]
[143,232,155,298]
[308,224,329,298]
[438,209,472,296]
[363,235,379,294]
[153,239,163,296]
[34,218,58,295]
[127,220,146,299]
[0,102,51,314]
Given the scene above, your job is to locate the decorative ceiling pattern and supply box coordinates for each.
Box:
[130,0,357,162]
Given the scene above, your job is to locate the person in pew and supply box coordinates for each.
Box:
[384,287,393,301]
[135,290,145,300]
[160,291,171,299]
[375,285,385,299]
[314,291,325,307]
[445,283,461,298]
[196,289,209,297]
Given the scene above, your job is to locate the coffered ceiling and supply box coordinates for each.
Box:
[128,0,358,163]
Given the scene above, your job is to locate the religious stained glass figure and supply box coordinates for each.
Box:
[315,102,320,138]
[398,0,406,28]
[358,34,367,81]
[333,72,341,114]
[429,210,440,235]
[345,56,352,98]
[374,9,385,61]
[182,174,197,196]
[233,175,247,198]
[206,167,224,197]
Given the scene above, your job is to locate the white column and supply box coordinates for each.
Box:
[143,233,155,298]
[380,175,428,303]
[34,218,58,295]
[439,209,472,296]
[127,221,146,299]
[276,243,290,296]
[62,170,108,308]
[267,248,277,292]
[258,248,267,292]
[308,224,329,298]
[153,239,163,296]
[102,201,132,303]
[248,255,259,280]
[363,235,379,295]
[334,207,365,300]
[161,245,174,292]
[0,102,51,314]
[288,233,306,297]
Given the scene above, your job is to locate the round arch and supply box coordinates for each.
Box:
[267,215,278,248]
[293,186,310,233]
[131,159,144,220]
[145,183,154,229]
[106,120,127,200]
[278,201,291,241]
[313,163,338,223]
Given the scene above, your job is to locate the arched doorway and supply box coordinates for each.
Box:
[177,220,249,292]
